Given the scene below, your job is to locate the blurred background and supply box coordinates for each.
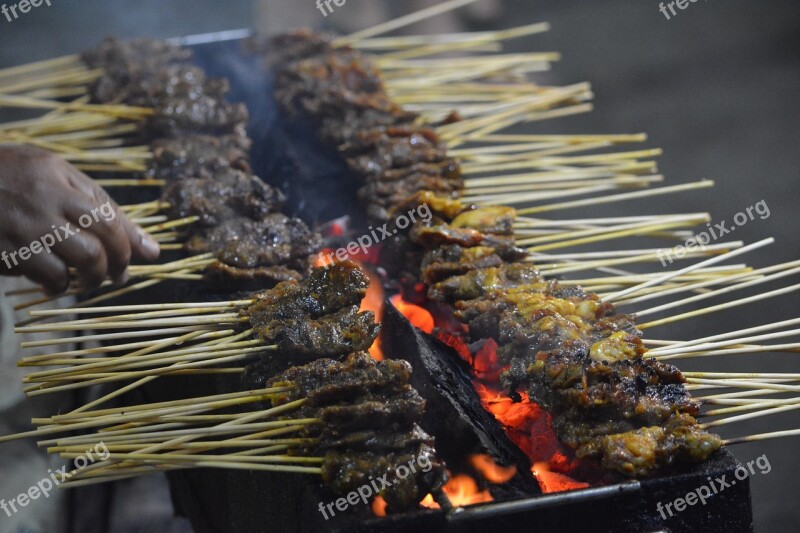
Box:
[0,0,797,531]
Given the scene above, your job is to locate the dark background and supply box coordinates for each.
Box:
[0,1,797,531]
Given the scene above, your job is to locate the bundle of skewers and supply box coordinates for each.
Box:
[0,36,249,176]
[256,13,800,478]
[0,0,797,506]
[5,36,325,315]
[3,351,449,513]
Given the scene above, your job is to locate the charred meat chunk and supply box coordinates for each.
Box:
[246,261,371,327]
[163,169,284,227]
[148,134,251,181]
[185,214,320,271]
[322,445,447,512]
[264,306,380,357]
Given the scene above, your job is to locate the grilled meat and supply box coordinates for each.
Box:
[163,168,285,227]
[148,134,251,181]
[185,214,320,271]
[258,353,447,511]
[247,261,371,325]
[263,306,380,357]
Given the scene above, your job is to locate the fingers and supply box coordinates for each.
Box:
[122,216,161,262]
[63,200,131,285]
[12,249,70,295]
[50,229,109,291]
[65,167,160,264]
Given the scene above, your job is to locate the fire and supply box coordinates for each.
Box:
[441,474,493,506]
[313,249,335,268]
[389,295,434,333]
[469,454,517,484]
[371,496,388,517]
[373,465,498,518]
[532,463,589,493]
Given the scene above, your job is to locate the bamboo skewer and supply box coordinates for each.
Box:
[639,282,800,330]
[604,238,774,302]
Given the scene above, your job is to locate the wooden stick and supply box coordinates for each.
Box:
[516,180,714,216]
[605,238,774,302]
[336,0,481,44]
[636,264,800,318]
[702,402,800,428]
[725,429,800,445]
[651,329,800,357]
[66,329,257,414]
[649,317,800,354]
[639,281,800,330]
[614,259,800,307]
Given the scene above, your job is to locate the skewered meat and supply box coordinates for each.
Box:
[185,214,320,271]
[249,29,335,65]
[420,245,507,284]
[82,37,192,104]
[263,306,380,356]
[163,168,285,227]
[145,89,249,138]
[148,134,251,181]
[268,29,722,480]
[429,263,543,303]
[322,445,446,512]
[576,414,723,478]
[264,351,412,405]
[247,261,371,326]
[203,261,304,291]
[257,353,447,512]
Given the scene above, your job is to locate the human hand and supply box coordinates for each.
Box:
[0,145,160,294]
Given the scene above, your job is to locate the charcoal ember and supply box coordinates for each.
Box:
[148,134,251,181]
[163,169,284,227]
[185,214,320,270]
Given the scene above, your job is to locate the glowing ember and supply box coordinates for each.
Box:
[371,496,388,517]
[532,462,589,493]
[469,454,517,484]
[389,295,434,333]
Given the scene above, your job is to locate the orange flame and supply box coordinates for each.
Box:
[532,463,589,493]
[313,249,335,268]
[469,454,517,484]
[442,474,493,506]
[389,294,434,333]
[371,496,388,517]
